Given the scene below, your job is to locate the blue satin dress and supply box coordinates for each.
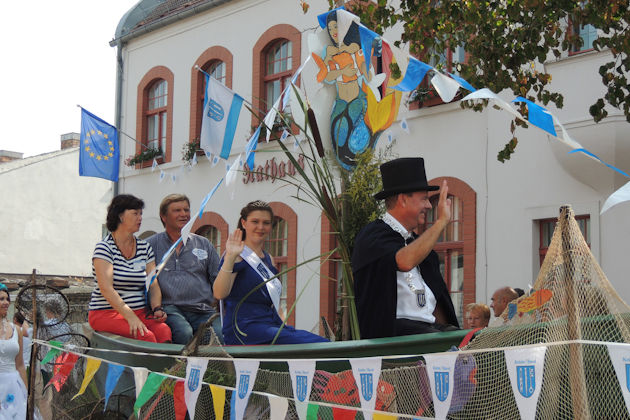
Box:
[220,253,329,345]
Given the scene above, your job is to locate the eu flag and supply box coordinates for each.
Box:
[79,108,119,182]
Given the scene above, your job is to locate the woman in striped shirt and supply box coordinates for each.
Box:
[88,195,171,343]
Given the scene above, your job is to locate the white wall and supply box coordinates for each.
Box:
[0,148,113,276]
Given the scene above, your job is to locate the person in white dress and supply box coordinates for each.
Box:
[0,283,28,420]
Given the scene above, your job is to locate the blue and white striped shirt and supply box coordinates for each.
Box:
[89,233,155,311]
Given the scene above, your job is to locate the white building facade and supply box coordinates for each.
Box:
[113,0,630,331]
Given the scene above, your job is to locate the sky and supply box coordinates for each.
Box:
[0,1,139,157]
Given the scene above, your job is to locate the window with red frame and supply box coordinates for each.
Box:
[196,225,222,256]
[207,61,226,85]
[265,217,290,318]
[570,22,597,54]
[146,80,168,153]
[539,215,590,265]
[424,195,465,325]
[264,40,292,113]
[413,44,466,108]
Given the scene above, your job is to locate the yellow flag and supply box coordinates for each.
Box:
[210,384,226,419]
[72,358,101,400]
[373,413,397,420]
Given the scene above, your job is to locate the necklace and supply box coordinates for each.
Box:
[381,213,427,307]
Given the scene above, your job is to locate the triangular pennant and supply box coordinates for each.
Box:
[332,406,357,420]
[134,372,166,417]
[210,385,226,420]
[504,346,546,420]
[246,125,262,170]
[423,352,459,420]
[350,357,382,420]
[512,97,557,136]
[288,360,316,420]
[72,358,101,400]
[431,72,461,103]
[447,72,476,93]
[132,367,149,399]
[159,170,165,183]
[607,343,630,413]
[174,380,187,420]
[391,57,432,92]
[104,363,125,410]
[601,180,630,214]
[225,153,242,187]
[151,158,158,171]
[41,341,63,365]
[184,357,209,420]
[48,352,80,393]
[232,359,260,420]
[268,394,289,420]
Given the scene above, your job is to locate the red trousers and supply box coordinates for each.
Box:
[88,308,172,343]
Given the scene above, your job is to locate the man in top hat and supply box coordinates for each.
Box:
[352,157,459,338]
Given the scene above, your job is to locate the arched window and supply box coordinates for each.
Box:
[136,66,174,166]
[191,211,229,257]
[252,24,301,128]
[190,47,234,145]
[147,80,168,153]
[266,202,297,325]
[264,40,293,112]
[424,177,476,326]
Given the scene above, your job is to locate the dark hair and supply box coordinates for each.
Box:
[0,284,9,302]
[106,194,145,232]
[13,312,24,324]
[158,194,190,227]
[237,200,274,241]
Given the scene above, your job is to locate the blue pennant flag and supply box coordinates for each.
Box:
[392,57,433,92]
[104,363,125,410]
[245,125,262,170]
[79,108,119,182]
[448,72,476,93]
[359,25,380,74]
[200,75,244,160]
[569,148,630,178]
[512,97,557,136]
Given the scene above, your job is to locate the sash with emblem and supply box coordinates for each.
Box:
[241,245,282,314]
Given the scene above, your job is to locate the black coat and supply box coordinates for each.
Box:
[352,219,459,339]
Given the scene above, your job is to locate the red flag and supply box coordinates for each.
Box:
[174,380,187,420]
[332,406,357,420]
[47,352,80,392]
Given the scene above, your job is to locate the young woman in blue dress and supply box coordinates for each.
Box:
[213,200,328,345]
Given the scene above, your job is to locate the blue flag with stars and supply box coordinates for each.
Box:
[79,108,119,182]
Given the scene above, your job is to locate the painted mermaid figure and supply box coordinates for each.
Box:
[315,11,372,169]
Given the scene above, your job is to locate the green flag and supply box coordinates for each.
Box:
[133,372,166,416]
[41,340,64,365]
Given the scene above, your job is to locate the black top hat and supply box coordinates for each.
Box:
[374,157,439,200]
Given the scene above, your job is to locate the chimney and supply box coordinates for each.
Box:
[61,132,80,150]
[0,150,23,163]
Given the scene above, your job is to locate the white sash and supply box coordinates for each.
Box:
[240,246,282,314]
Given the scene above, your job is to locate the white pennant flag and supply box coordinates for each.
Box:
[151,158,158,172]
[158,170,165,183]
[268,394,289,420]
[431,72,461,103]
[607,343,630,413]
[504,346,547,420]
[400,119,410,134]
[288,360,316,420]
[350,357,382,420]
[424,352,459,420]
[225,153,242,187]
[192,152,198,166]
[212,155,220,167]
[132,367,149,399]
[601,180,630,214]
[184,357,208,420]
[180,217,195,246]
[233,359,260,420]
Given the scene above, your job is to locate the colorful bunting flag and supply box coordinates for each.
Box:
[132,367,149,399]
[104,363,125,410]
[184,357,209,420]
[391,57,432,92]
[268,394,289,420]
[504,346,546,420]
[48,352,80,392]
[134,372,166,417]
[423,352,459,420]
[232,359,260,420]
[210,384,226,420]
[72,358,101,400]
[41,340,63,365]
[174,380,187,420]
[288,360,316,420]
[350,357,382,420]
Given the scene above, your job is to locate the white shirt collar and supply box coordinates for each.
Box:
[382,212,413,241]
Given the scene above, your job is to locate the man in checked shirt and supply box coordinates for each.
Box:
[147,194,221,344]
